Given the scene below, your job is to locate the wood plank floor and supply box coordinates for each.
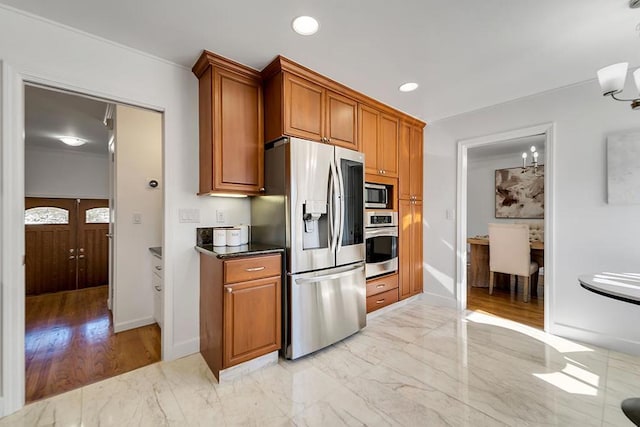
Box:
[467,275,544,329]
[25,286,160,403]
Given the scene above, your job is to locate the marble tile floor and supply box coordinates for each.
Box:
[3,298,639,426]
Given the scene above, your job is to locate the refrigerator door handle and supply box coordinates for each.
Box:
[294,264,364,285]
[329,160,340,254]
[336,158,345,252]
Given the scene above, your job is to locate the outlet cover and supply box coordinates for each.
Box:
[216,209,225,223]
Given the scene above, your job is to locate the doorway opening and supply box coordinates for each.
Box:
[456,124,554,331]
[23,85,163,402]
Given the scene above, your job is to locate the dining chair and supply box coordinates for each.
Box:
[488,223,539,303]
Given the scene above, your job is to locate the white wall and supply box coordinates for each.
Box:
[425,79,640,355]
[467,151,545,238]
[0,5,251,415]
[113,105,162,332]
[25,147,108,198]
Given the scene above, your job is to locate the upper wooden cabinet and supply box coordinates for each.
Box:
[265,70,358,150]
[399,121,424,201]
[360,104,399,178]
[192,51,264,195]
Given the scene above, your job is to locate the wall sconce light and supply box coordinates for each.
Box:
[596,62,640,110]
[521,145,539,174]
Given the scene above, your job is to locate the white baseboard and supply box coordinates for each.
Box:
[421,291,458,309]
[219,351,278,382]
[167,337,199,361]
[113,316,155,333]
[552,322,640,356]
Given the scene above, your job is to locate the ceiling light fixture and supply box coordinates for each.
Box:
[399,82,419,92]
[59,136,87,147]
[521,145,540,175]
[596,62,640,110]
[596,1,640,109]
[292,16,319,36]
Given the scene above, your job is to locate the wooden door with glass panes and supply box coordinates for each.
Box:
[25,197,110,295]
[77,199,109,289]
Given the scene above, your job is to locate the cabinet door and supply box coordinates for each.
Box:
[398,122,412,200]
[223,276,281,368]
[379,114,399,178]
[325,90,358,150]
[214,68,264,192]
[411,200,423,294]
[359,104,380,176]
[410,126,423,201]
[283,73,324,141]
[398,199,412,300]
[399,199,423,299]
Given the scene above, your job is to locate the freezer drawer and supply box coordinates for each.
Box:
[287,262,366,359]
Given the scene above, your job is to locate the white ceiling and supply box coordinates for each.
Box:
[25,85,111,155]
[3,1,640,121]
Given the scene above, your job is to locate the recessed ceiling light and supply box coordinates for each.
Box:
[399,82,419,92]
[59,136,86,147]
[292,16,319,36]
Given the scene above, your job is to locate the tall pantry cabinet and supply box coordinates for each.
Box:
[399,121,424,300]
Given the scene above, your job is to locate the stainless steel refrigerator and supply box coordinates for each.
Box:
[251,137,366,359]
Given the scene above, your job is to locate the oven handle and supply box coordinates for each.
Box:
[365,227,398,238]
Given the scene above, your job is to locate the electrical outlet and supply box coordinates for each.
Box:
[133,213,142,224]
[216,209,225,224]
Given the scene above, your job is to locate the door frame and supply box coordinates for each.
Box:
[455,122,555,331]
[0,61,170,416]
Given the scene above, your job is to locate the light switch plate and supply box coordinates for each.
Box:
[133,213,142,224]
[179,208,200,223]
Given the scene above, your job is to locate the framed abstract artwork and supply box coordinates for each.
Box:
[495,166,544,218]
[607,133,640,205]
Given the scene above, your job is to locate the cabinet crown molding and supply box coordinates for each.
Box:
[192,50,261,79]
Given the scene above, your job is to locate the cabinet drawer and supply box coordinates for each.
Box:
[152,256,163,278]
[366,288,398,313]
[224,254,281,284]
[366,274,398,297]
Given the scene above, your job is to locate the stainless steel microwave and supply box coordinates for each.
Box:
[365,183,388,209]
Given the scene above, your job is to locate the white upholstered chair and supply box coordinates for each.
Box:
[488,223,539,303]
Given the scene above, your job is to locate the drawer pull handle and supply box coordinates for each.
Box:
[226,287,233,293]
[155,266,163,271]
[154,285,162,292]
[245,266,265,272]
[376,284,385,288]
[376,299,385,304]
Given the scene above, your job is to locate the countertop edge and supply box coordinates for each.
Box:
[195,245,284,259]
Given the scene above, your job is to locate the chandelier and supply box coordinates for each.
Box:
[521,146,539,174]
[596,63,640,110]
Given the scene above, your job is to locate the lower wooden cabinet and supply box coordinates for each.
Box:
[223,276,281,368]
[366,273,399,313]
[200,253,282,380]
[399,199,423,299]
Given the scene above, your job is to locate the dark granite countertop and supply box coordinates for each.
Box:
[195,243,284,259]
[149,247,162,258]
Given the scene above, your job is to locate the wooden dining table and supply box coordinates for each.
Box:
[467,236,544,288]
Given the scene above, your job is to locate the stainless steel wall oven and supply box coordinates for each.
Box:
[365,212,398,279]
